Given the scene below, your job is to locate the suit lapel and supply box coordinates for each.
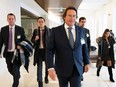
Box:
[15,26,18,42]
[74,25,80,48]
[60,25,72,48]
[6,26,9,46]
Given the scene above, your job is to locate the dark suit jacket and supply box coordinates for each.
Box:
[83,28,91,53]
[0,25,26,58]
[31,26,51,65]
[46,24,90,77]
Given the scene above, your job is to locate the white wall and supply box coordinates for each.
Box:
[0,0,21,28]
[84,0,116,46]
[0,0,21,75]
[112,0,116,35]
[20,0,47,17]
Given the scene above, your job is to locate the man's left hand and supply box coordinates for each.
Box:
[17,45,22,49]
[84,64,89,73]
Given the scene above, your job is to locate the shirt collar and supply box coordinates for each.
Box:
[64,23,75,29]
[9,25,15,29]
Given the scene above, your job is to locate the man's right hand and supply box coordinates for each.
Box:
[48,68,57,81]
[35,36,39,41]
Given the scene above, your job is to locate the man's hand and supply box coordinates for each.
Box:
[48,68,57,81]
[17,45,22,50]
[35,36,39,41]
[84,64,89,73]
[98,57,101,60]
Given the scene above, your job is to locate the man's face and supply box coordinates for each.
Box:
[64,10,77,26]
[79,19,86,28]
[37,19,45,28]
[7,15,16,26]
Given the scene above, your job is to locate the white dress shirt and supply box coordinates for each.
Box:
[64,23,76,41]
[39,28,45,49]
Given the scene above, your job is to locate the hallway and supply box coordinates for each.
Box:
[0,58,116,87]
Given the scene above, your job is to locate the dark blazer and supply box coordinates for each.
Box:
[83,28,91,53]
[0,25,26,58]
[46,24,90,77]
[31,26,51,65]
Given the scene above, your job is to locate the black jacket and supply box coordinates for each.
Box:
[31,26,51,65]
[83,28,91,53]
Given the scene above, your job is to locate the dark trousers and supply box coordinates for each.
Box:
[57,65,81,87]
[37,49,48,81]
[6,52,20,87]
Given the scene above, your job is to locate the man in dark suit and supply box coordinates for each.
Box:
[31,17,51,87]
[0,13,26,87]
[46,7,90,87]
[78,17,91,81]
[78,17,91,53]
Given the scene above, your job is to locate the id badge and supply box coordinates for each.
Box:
[108,45,110,48]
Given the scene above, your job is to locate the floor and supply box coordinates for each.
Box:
[0,58,116,87]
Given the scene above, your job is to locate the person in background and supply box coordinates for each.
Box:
[0,13,26,87]
[78,17,91,81]
[97,29,115,82]
[110,30,115,41]
[46,6,90,87]
[109,30,114,38]
[78,17,91,53]
[31,17,51,87]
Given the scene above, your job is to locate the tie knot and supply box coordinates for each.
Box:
[10,28,12,30]
[68,27,72,30]
[40,28,44,30]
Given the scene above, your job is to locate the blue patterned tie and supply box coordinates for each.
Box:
[8,28,12,50]
[68,27,74,48]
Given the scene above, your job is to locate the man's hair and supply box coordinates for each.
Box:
[62,6,77,19]
[37,17,45,22]
[79,17,86,22]
[7,13,16,19]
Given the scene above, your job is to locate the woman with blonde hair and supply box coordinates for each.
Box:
[97,29,115,82]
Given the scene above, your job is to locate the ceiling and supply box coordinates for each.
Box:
[21,8,38,19]
[21,0,82,19]
[35,0,82,17]
[21,0,111,19]
[78,0,111,16]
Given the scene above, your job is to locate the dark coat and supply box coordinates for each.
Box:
[46,24,90,77]
[100,36,115,68]
[83,28,91,53]
[31,26,51,66]
[18,39,33,72]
